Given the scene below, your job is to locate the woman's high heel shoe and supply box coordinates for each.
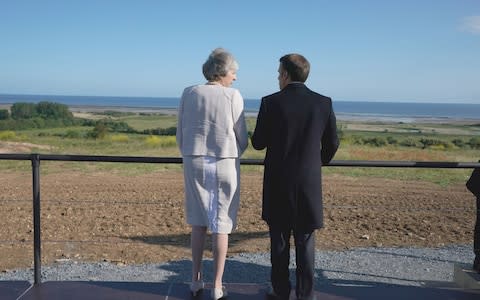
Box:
[189,280,205,297]
[211,286,227,299]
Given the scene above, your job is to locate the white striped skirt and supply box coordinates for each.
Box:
[182,156,241,234]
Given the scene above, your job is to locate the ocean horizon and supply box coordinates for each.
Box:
[1,93,480,121]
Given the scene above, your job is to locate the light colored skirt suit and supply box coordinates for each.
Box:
[176,84,248,234]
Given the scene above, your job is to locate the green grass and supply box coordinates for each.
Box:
[323,165,472,186]
[112,114,177,131]
[1,114,478,185]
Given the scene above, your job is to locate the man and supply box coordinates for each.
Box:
[251,54,339,300]
[466,164,480,273]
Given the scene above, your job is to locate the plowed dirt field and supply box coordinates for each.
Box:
[0,170,476,270]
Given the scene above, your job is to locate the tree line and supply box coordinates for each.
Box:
[0,102,78,130]
[0,101,177,137]
[1,102,73,120]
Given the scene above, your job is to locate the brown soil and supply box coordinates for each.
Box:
[0,170,476,271]
[0,141,53,154]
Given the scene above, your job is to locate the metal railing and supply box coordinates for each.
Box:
[1,153,479,284]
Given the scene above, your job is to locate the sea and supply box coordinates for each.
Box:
[1,94,480,122]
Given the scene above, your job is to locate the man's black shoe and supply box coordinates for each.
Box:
[266,284,289,300]
[473,256,480,273]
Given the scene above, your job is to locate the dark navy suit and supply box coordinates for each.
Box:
[252,82,339,299]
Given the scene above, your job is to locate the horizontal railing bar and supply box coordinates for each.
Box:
[32,240,187,244]
[327,160,480,168]
[0,154,479,168]
[41,155,182,164]
[0,153,33,160]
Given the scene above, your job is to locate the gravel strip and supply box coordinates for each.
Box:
[1,244,474,287]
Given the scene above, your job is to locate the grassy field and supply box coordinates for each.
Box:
[0,112,478,185]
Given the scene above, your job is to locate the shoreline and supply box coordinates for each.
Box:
[335,114,480,124]
[1,103,479,124]
[69,104,179,115]
[68,105,480,123]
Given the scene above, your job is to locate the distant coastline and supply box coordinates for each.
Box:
[1,93,480,123]
[2,103,478,125]
[68,104,179,115]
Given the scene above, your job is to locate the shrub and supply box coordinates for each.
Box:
[338,135,359,145]
[109,134,129,143]
[32,117,46,128]
[158,136,177,147]
[143,126,177,136]
[399,138,421,148]
[386,136,397,145]
[337,125,345,140]
[81,119,96,127]
[160,135,177,148]
[87,123,108,139]
[0,130,16,140]
[64,130,82,139]
[0,119,16,130]
[144,135,177,147]
[87,119,135,133]
[452,139,466,148]
[101,110,135,117]
[349,136,364,145]
[108,121,132,132]
[444,142,455,150]
[0,109,9,120]
[16,133,28,140]
[419,138,443,149]
[145,135,161,147]
[363,137,387,147]
[429,144,446,151]
[469,137,480,149]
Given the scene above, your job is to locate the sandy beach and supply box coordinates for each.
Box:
[69,105,179,115]
[65,105,480,125]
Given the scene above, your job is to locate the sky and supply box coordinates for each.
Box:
[1,0,479,103]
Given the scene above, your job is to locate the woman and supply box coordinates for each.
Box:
[176,48,248,299]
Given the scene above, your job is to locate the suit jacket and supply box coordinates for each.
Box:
[251,83,339,231]
[466,165,480,198]
[176,84,248,158]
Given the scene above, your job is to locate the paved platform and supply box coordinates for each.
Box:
[1,281,480,300]
[0,281,31,300]
[454,264,480,290]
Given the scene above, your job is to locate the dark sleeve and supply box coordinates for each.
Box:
[251,98,269,150]
[321,99,340,164]
[466,165,480,197]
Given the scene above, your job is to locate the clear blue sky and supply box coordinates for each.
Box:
[1,0,479,103]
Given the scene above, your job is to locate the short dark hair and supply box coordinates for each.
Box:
[279,54,310,82]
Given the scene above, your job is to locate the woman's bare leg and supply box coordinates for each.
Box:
[212,233,228,288]
[191,226,207,282]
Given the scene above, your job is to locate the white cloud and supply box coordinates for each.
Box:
[460,16,480,34]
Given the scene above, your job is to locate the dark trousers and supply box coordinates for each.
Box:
[474,197,480,271]
[475,197,480,257]
[269,226,315,300]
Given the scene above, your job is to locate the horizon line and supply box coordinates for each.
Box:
[0,92,479,105]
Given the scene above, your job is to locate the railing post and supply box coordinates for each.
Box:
[31,154,41,284]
